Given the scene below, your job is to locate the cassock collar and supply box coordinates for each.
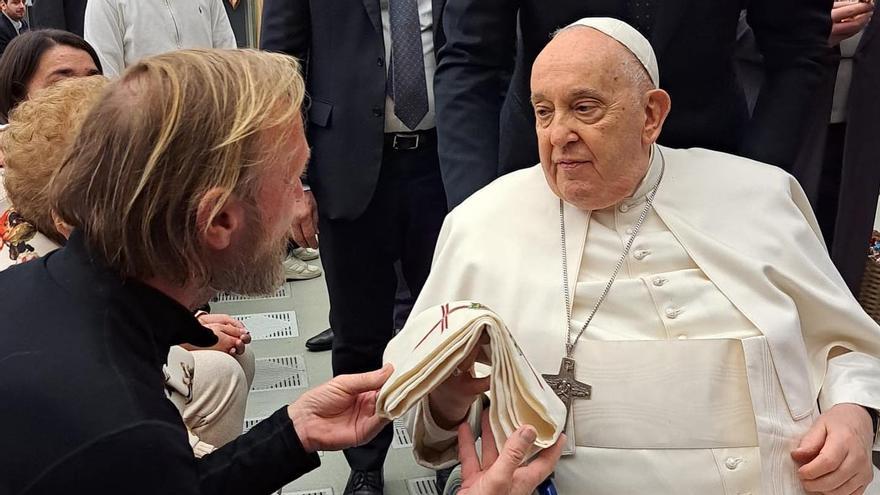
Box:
[625,144,662,204]
[46,230,218,361]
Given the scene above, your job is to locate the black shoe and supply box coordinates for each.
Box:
[305,328,333,352]
[343,469,383,495]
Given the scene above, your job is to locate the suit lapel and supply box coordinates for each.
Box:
[649,0,693,59]
[363,0,382,38]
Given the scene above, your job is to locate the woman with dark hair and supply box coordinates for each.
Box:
[0,28,101,124]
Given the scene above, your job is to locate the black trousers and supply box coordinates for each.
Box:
[319,130,447,470]
[816,122,846,249]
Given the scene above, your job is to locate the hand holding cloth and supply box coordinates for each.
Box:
[377,302,566,452]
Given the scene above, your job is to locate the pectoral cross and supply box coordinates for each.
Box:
[541,357,591,433]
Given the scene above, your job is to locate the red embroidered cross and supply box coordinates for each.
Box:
[412,303,475,351]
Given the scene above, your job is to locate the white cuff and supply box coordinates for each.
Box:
[818,352,880,450]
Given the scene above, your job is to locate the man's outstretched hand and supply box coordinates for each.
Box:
[289,364,393,453]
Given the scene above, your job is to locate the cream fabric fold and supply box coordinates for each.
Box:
[378,302,567,450]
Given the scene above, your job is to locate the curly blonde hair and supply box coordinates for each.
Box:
[1,75,108,245]
[51,49,306,285]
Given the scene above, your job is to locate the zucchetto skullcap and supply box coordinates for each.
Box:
[563,17,659,88]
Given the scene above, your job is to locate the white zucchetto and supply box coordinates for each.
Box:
[564,17,660,87]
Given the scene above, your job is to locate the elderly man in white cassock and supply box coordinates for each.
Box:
[404,17,880,495]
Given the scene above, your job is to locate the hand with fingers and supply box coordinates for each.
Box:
[186,313,251,355]
[457,410,565,495]
[291,188,319,249]
[829,1,875,46]
[288,364,394,453]
[792,403,875,495]
[428,333,492,430]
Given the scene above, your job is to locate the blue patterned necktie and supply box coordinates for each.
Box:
[389,0,428,130]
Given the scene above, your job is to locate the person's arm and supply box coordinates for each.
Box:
[196,406,321,493]
[817,352,880,449]
[433,0,519,209]
[210,0,237,49]
[259,0,310,61]
[83,0,125,77]
[741,0,834,171]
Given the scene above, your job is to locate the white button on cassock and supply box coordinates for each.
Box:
[619,203,630,213]
[633,250,650,260]
[665,307,680,319]
[725,457,744,470]
[652,277,667,287]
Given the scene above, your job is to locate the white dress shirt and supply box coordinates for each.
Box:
[831,31,864,124]
[379,0,436,132]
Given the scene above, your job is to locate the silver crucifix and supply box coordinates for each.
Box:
[542,357,591,433]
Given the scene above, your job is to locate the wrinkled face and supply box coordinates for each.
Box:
[531,28,654,211]
[3,0,25,21]
[27,45,101,96]
[208,118,309,295]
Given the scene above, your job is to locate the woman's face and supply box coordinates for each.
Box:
[26,45,100,96]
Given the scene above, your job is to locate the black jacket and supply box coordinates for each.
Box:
[28,0,86,36]
[0,14,27,56]
[434,0,833,208]
[260,0,446,220]
[0,232,320,494]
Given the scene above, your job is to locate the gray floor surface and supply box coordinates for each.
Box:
[210,258,439,495]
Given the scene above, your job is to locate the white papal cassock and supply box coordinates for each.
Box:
[406,146,880,494]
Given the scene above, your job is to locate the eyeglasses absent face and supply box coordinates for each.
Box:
[27,45,101,96]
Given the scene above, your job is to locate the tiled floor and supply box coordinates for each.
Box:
[210,257,438,495]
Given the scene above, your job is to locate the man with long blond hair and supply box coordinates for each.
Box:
[1,74,260,459]
[0,49,395,494]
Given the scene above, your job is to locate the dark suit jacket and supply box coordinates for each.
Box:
[803,14,880,293]
[0,14,28,56]
[29,0,86,36]
[261,0,446,221]
[434,0,833,208]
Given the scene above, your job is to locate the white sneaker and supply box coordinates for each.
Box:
[292,247,319,261]
[284,256,322,280]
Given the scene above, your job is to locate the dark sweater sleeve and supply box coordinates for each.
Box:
[197,406,321,494]
[25,408,319,495]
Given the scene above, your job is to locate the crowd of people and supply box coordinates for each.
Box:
[0,0,879,494]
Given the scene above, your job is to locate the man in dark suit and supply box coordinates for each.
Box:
[435,0,833,208]
[28,0,87,37]
[736,2,879,295]
[794,3,879,295]
[260,1,448,493]
[0,0,28,55]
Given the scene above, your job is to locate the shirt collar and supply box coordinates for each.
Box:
[47,230,218,355]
